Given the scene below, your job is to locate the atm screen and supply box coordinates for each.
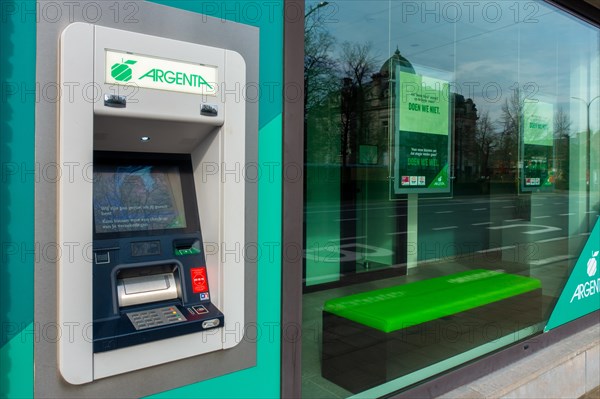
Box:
[93,152,199,237]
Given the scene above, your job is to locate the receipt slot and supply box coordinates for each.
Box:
[58,23,248,384]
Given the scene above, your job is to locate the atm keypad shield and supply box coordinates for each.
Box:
[127,306,187,330]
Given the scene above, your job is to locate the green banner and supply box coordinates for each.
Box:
[398,71,450,135]
[545,220,600,331]
[524,100,554,146]
[521,100,554,191]
[394,69,451,194]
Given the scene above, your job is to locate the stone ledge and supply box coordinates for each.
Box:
[580,385,600,399]
[440,323,600,399]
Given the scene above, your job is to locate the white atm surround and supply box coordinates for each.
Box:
[58,23,247,384]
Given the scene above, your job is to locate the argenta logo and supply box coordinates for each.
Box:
[139,68,213,89]
[431,175,447,187]
[110,58,213,90]
[570,250,600,303]
[111,59,137,82]
[587,251,599,277]
[106,51,218,95]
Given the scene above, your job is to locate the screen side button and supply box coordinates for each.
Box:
[192,305,209,315]
[95,252,110,264]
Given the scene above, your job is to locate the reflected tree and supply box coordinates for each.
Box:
[304,11,337,112]
[496,88,523,181]
[475,111,497,179]
[554,106,572,189]
[304,5,340,164]
[339,41,377,167]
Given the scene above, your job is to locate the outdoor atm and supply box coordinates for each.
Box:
[58,23,248,384]
[91,151,224,352]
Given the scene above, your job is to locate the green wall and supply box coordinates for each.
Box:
[149,2,283,397]
[0,1,283,397]
[1,0,36,397]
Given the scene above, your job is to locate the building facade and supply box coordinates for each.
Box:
[1,0,599,398]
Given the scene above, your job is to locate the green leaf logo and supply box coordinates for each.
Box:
[111,59,137,82]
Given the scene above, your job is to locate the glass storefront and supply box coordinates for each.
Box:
[302,1,600,396]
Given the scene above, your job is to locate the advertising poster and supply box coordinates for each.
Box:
[521,100,554,192]
[394,68,451,194]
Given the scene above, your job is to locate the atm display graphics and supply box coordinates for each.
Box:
[93,164,187,234]
[394,68,451,194]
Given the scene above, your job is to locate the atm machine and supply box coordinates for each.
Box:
[58,23,248,384]
[92,150,223,352]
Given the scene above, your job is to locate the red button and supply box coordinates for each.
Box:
[191,267,208,293]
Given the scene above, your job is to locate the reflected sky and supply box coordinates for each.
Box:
[308,0,599,131]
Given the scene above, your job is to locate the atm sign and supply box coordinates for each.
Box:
[105,50,218,96]
[191,267,208,294]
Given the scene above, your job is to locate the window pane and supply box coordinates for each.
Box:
[302,1,599,396]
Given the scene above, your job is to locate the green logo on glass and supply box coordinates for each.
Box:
[546,220,600,331]
[111,59,137,82]
[429,165,449,188]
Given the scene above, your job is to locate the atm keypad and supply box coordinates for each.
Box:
[126,306,187,330]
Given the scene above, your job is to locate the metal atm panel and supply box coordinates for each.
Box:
[58,23,247,384]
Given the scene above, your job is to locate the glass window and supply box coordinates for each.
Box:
[302,1,599,396]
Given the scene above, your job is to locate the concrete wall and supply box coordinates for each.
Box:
[441,323,600,398]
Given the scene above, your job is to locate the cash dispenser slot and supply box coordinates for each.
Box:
[117,271,179,308]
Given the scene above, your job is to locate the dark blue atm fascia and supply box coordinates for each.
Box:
[92,151,224,353]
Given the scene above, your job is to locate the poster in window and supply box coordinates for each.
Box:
[521,100,554,192]
[394,68,451,194]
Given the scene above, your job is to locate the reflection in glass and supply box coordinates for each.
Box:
[302,1,599,397]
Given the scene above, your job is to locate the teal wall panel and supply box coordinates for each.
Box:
[152,0,284,130]
[1,0,36,397]
[123,1,284,397]
[150,114,282,399]
[0,324,34,398]
[1,0,282,397]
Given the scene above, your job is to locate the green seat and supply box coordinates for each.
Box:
[323,269,542,333]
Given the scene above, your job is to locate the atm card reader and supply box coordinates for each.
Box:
[174,239,202,256]
[92,152,224,353]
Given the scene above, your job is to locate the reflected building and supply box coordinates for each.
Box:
[308,48,480,189]
[302,3,600,398]
[305,48,481,288]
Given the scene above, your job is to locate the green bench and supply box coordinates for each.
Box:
[321,269,543,393]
